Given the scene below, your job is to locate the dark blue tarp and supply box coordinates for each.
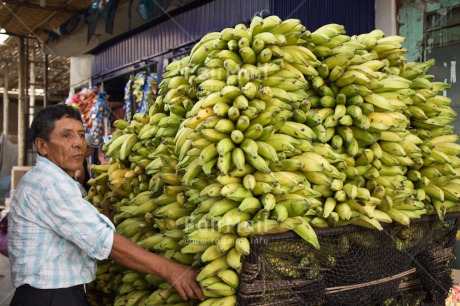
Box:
[102,0,120,34]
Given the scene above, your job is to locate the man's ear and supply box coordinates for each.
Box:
[35,138,48,156]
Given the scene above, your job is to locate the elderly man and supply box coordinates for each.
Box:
[8,104,203,305]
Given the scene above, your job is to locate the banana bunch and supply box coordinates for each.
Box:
[87,134,157,304]
[111,269,157,306]
[89,259,115,297]
[88,95,193,303]
[85,14,459,306]
[85,164,111,210]
[301,24,459,227]
[159,15,460,305]
[141,284,179,305]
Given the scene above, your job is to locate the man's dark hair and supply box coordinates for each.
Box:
[31,104,83,143]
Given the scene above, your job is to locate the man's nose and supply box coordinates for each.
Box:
[74,134,85,147]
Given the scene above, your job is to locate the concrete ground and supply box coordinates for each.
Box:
[0,255,13,305]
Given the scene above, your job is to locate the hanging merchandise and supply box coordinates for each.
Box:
[123,76,134,121]
[132,71,147,114]
[142,72,158,113]
[127,71,158,116]
[449,285,460,305]
[67,87,99,129]
[89,91,110,147]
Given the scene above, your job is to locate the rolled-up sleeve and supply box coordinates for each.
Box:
[38,181,115,260]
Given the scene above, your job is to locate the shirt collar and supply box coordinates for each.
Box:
[36,155,74,179]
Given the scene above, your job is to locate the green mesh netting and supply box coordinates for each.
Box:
[237,213,460,306]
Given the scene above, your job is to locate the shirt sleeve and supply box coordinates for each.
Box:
[38,180,115,260]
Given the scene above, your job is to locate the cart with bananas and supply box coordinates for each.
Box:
[238,212,460,305]
[84,14,460,306]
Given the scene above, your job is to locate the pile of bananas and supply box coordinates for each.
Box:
[84,14,460,306]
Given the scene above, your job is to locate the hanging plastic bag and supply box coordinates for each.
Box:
[89,91,109,147]
[142,73,158,113]
[85,2,101,43]
[123,78,134,121]
[101,0,120,34]
[132,71,147,114]
[136,0,155,20]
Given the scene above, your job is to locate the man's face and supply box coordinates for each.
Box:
[36,117,87,176]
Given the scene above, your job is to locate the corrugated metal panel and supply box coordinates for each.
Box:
[270,0,375,35]
[93,0,375,83]
[93,0,270,83]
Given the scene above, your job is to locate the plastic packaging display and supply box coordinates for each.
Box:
[89,91,110,147]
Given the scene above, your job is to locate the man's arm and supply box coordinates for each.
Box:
[109,233,204,301]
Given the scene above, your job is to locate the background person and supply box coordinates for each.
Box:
[74,133,99,193]
[8,104,203,306]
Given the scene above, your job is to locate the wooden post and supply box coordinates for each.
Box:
[43,49,48,108]
[18,37,26,166]
[2,65,9,136]
[29,44,36,127]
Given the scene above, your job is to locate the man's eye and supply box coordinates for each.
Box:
[63,134,71,138]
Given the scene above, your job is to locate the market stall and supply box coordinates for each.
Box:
[83,14,460,306]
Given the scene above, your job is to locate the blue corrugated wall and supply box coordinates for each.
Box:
[92,0,270,83]
[270,0,375,36]
[92,0,375,84]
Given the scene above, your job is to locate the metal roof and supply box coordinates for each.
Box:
[0,37,71,101]
[0,0,93,38]
[0,0,95,100]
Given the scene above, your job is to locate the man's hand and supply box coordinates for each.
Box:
[110,234,204,301]
[162,261,204,301]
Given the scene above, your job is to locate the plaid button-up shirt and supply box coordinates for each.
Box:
[8,156,114,288]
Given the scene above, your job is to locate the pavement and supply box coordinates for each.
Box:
[0,255,13,305]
